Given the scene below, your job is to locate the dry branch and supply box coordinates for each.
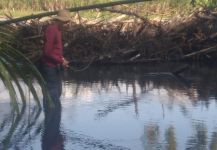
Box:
[100,8,147,21]
[183,45,217,59]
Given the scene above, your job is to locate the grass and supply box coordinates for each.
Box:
[0,10,43,18]
[0,0,216,19]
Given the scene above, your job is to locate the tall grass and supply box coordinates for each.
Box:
[196,0,217,7]
[0,0,112,11]
[1,0,216,18]
[0,0,216,12]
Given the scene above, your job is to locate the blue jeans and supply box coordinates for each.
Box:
[41,65,62,110]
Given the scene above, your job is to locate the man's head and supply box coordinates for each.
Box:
[53,9,71,29]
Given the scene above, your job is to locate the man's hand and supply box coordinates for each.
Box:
[62,57,69,69]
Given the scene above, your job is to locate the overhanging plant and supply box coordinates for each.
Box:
[0,25,52,112]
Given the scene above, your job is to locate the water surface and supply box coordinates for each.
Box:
[1,63,217,150]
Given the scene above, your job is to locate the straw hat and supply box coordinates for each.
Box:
[53,10,71,22]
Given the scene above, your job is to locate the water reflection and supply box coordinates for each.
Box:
[210,131,217,150]
[142,123,161,149]
[61,64,217,150]
[1,64,217,150]
[0,104,42,150]
[166,126,177,150]
[186,122,207,150]
[42,105,64,150]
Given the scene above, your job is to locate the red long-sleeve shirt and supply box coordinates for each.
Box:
[42,24,63,67]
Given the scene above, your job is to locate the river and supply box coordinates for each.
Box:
[0,63,217,150]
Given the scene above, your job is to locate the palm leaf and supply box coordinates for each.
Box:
[6,45,52,107]
[0,62,19,112]
[0,25,52,109]
[0,58,27,107]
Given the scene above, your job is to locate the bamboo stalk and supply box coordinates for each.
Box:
[0,0,152,26]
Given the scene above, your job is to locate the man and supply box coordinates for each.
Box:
[41,9,70,109]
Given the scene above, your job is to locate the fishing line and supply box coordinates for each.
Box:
[67,56,96,72]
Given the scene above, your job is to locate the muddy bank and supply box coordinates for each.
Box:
[10,8,217,64]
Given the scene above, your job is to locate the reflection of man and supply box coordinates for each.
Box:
[41,9,70,109]
[42,105,63,150]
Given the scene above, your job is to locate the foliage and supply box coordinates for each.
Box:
[0,26,50,112]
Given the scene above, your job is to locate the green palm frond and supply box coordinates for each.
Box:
[0,25,51,111]
[0,59,26,107]
[0,62,19,112]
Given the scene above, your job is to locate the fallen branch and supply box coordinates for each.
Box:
[100,8,147,21]
[130,54,141,61]
[183,45,217,59]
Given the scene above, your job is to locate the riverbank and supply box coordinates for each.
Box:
[5,7,216,65]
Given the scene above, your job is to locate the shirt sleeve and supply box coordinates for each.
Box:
[43,27,63,64]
